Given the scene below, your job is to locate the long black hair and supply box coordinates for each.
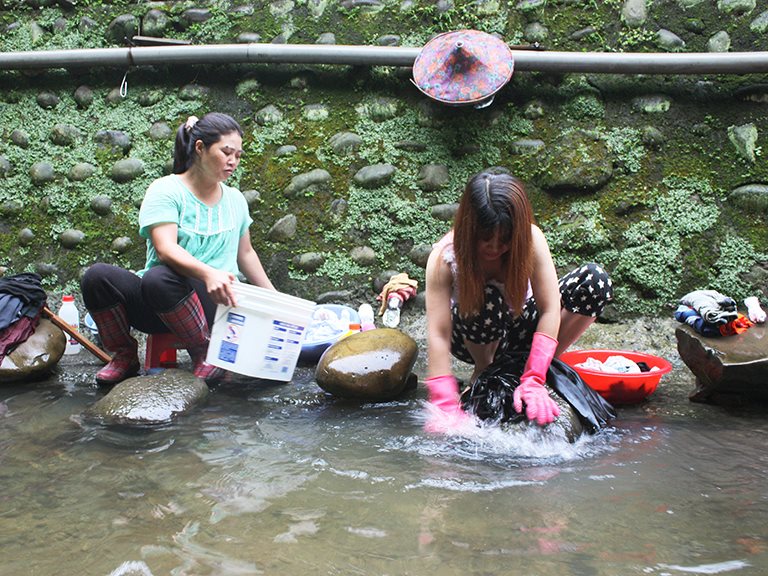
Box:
[172,112,243,174]
[453,172,535,317]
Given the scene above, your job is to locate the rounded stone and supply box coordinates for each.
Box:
[179,83,210,100]
[148,121,173,140]
[524,22,548,42]
[330,198,348,217]
[417,164,449,192]
[510,139,546,155]
[376,34,400,46]
[60,229,85,248]
[94,130,132,155]
[315,329,418,401]
[409,244,433,268]
[255,104,284,125]
[275,145,297,156]
[285,169,331,196]
[181,8,212,26]
[111,236,133,254]
[350,246,376,266]
[35,262,60,278]
[50,124,82,146]
[0,319,65,384]
[11,129,29,148]
[303,103,329,121]
[142,9,169,37]
[83,369,209,426]
[238,32,262,43]
[111,158,145,182]
[242,189,261,206]
[68,162,96,181]
[267,214,297,241]
[18,228,35,246]
[29,162,55,185]
[106,87,123,105]
[106,14,137,45]
[353,164,396,188]
[0,155,10,176]
[293,252,325,272]
[90,195,113,216]
[137,90,164,107]
[0,199,23,216]
[73,85,93,109]
[36,92,59,109]
[329,131,362,155]
[316,32,336,44]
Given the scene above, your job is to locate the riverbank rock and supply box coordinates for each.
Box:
[82,369,209,426]
[675,323,768,404]
[315,328,418,401]
[0,318,65,383]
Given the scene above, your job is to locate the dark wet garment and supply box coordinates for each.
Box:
[462,354,616,434]
[0,273,46,331]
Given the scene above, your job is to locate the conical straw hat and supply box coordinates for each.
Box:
[412,30,514,106]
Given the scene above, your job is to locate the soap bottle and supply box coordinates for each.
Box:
[59,295,81,355]
[358,303,376,331]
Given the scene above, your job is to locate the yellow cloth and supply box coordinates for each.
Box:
[377,273,418,315]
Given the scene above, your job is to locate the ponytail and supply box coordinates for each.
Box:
[172,112,243,174]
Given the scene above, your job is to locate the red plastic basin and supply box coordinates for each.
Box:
[559,349,672,405]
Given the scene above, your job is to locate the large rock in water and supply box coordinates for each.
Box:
[0,318,65,383]
[315,328,418,401]
[676,323,768,404]
[83,369,208,425]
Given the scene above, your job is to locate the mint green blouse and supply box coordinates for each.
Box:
[137,175,252,276]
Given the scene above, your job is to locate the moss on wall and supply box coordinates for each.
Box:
[1,0,767,315]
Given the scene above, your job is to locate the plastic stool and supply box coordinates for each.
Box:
[145,332,184,370]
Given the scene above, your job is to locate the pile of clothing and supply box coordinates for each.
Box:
[0,273,48,364]
[674,290,764,337]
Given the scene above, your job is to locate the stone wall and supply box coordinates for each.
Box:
[0,0,767,316]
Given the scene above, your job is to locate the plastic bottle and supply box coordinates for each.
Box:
[382,294,402,328]
[58,295,81,355]
[358,303,376,331]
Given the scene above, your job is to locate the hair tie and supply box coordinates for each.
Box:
[184,115,199,133]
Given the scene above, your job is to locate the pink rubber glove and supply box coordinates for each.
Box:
[424,374,470,433]
[513,332,561,426]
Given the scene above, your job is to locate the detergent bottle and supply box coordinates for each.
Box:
[58,295,81,355]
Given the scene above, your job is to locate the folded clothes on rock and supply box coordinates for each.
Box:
[674,305,754,337]
[678,289,738,325]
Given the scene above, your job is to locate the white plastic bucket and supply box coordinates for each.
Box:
[206,283,316,381]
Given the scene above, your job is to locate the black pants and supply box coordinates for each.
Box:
[81,263,216,334]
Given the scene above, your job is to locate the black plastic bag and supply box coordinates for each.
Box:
[461,353,616,434]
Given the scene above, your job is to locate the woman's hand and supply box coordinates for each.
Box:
[204,269,237,307]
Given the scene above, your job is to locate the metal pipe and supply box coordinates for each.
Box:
[1,43,768,74]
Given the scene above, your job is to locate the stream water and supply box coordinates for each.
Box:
[2,322,768,576]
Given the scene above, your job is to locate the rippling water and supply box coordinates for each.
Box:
[2,350,767,576]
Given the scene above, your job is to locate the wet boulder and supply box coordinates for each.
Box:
[676,323,768,404]
[0,318,65,383]
[315,328,418,401]
[83,369,208,426]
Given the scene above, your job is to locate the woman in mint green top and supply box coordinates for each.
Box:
[138,174,251,277]
[81,112,275,385]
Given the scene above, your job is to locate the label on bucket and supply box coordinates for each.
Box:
[216,312,246,365]
[257,320,306,375]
